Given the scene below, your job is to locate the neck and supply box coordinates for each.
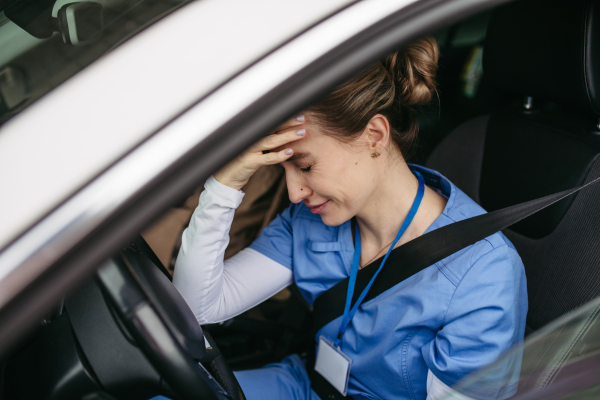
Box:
[355,161,419,250]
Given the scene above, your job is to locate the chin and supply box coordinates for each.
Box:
[319,211,350,227]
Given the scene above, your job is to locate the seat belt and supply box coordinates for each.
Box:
[307,175,600,400]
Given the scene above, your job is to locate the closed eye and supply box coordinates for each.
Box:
[300,164,312,173]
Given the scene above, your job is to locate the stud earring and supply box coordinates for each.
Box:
[371,152,380,158]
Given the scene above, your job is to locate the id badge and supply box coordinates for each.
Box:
[314,336,352,396]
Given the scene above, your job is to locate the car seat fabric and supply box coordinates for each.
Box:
[503,159,600,331]
[142,164,288,271]
[480,112,600,239]
[426,115,489,204]
[426,0,600,334]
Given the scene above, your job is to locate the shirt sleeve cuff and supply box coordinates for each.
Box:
[204,175,245,208]
[249,241,293,270]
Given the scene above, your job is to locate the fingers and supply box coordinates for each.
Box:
[214,115,305,190]
[249,121,306,153]
[253,148,294,165]
[263,128,306,150]
[271,114,305,134]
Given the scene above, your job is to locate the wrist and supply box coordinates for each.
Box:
[213,172,246,191]
[205,176,246,208]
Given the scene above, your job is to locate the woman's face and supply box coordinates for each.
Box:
[278,122,384,226]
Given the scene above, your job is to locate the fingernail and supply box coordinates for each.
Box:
[285,149,293,155]
[296,128,306,136]
[296,114,305,122]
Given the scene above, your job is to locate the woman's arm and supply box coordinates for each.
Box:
[173,176,293,325]
[174,115,304,323]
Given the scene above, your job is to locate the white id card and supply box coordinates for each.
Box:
[314,336,352,396]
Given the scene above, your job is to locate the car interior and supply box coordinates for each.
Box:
[1,0,600,399]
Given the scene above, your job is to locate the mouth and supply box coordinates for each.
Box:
[306,200,330,214]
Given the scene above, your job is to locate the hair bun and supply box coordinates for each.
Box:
[306,36,440,158]
[383,36,439,106]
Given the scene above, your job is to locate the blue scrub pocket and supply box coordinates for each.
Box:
[309,242,342,252]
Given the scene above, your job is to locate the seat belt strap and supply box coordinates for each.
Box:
[311,175,600,337]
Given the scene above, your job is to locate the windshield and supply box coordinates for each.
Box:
[0,0,189,127]
[445,295,600,400]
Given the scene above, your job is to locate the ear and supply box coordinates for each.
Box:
[365,114,391,152]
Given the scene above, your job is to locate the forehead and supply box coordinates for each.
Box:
[286,151,310,162]
[273,128,341,156]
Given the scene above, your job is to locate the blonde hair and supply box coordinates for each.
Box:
[306,36,439,158]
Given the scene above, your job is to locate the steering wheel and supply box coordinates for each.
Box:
[96,236,246,400]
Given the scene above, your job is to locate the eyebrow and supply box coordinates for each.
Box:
[287,152,310,162]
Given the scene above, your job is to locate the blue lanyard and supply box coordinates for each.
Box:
[334,171,425,348]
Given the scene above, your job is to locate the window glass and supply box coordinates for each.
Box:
[414,10,493,164]
[0,0,190,127]
[450,10,491,47]
[447,296,600,399]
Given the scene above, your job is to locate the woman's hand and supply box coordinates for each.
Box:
[214,115,306,191]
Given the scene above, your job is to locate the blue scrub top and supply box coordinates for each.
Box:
[249,165,528,400]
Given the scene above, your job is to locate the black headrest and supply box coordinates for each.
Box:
[484,0,600,117]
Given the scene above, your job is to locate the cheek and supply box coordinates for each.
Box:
[317,159,370,201]
[337,158,371,188]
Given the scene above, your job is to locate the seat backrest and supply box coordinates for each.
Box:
[426,0,600,333]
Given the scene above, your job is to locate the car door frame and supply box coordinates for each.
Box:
[0,0,513,360]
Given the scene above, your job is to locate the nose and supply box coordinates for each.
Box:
[286,172,312,204]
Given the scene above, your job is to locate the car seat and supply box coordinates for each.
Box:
[426,0,600,392]
[427,0,600,336]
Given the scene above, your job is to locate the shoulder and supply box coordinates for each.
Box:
[436,235,522,290]
[435,184,523,287]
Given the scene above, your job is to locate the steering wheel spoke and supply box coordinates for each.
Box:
[97,257,236,400]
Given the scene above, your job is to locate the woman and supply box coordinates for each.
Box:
[173,37,527,400]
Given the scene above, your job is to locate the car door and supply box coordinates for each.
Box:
[3,0,600,399]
